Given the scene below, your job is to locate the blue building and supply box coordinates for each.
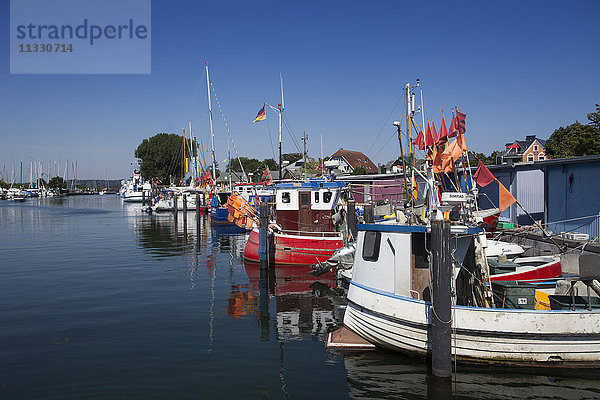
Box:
[476,155,600,239]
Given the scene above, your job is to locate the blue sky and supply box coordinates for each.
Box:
[1,0,599,180]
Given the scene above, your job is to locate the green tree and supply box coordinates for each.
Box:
[587,103,600,130]
[352,166,367,175]
[135,133,197,184]
[48,176,66,189]
[545,122,600,159]
[282,153,302,163]
[472,151,502,165]
[226,157,277,181]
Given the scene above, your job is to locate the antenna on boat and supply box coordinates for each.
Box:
[279,73,284,180]
[205,64,217,182]
[265,74,285,181]
[403,79,421,203]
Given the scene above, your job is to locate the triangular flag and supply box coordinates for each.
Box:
[448,115,458,138]
[432,145,444,174]
[458,133,468,153]
[425,122,437,147]
[441,139,458,173]
[436,114,448,146]
[456,110,466,135]
[498,181,516,212]
[413,129,425,151]
[473,159,495,187]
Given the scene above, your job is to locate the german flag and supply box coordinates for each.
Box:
[253,105,266,122]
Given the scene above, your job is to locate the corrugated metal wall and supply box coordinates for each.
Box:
[515,169,544,225]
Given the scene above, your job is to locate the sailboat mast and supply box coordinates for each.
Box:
[206,65,217,181]
[182,128,186,185]
[278,73,284,180]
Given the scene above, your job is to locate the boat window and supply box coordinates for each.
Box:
[323,191,332,203]
[300,193,310,206]
[362,231,381,262]
[282,192,291,203]
[314,192,320,203]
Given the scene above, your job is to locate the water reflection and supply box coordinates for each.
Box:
[344,351,600,400]
[237,261,346,341]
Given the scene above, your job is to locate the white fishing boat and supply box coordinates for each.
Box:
[341,80,600,367]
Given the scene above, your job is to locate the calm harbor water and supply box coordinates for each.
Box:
[1,196,599,399]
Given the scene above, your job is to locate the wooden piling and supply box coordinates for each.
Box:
[364,203,374,223]
[173,193,178,220]
[347,199,357,240]
[431,219,452,379]
[259,201,269,270]
[196,194,200,226]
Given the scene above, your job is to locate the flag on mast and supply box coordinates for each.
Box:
[473,159,495,187]
[261,165,273,185]
[436,114,448,146]
[448,115,459,138]
[473,158,516,212]
[456,110,467,135]
[413,129,425,151]
[253,105,266,122]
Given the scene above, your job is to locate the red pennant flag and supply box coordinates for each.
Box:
[428,122,438,147]
[424,122,434,147]
[261,165,273,185]
[473,159,495,187]
[456,110,466,135]
[448,115,458,138]
[413,129,425,151]
[436,115,448,146]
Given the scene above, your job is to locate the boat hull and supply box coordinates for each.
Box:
[210,206,236,224]
[243,228,343,266]
[490,257,562,282]
[344,281,600,366]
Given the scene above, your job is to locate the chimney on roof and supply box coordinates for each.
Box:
[525,135,536,141]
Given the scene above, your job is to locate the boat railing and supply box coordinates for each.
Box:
[280,229,342,238]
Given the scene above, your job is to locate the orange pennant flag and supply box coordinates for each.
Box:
[432,144,444,173]
[458,133,468,153]
[498,181,516,212]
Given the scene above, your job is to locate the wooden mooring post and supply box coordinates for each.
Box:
[173,194,178,221]
[258,201,269,270]
[364,203,374,223]
[347,199,357,240]
[431,219,452,379]
[196,194,200,227]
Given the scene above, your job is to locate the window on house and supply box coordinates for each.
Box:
[362,231,381,262]
[533,145,538,151]
[538,154,545,161]
[282,192,291,203]
[528,154,534,162]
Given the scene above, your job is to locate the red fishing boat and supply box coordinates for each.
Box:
[243,180,346,266]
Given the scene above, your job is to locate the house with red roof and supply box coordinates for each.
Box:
[325,148,378,175]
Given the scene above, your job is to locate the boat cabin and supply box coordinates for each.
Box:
[275,181,345,233]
